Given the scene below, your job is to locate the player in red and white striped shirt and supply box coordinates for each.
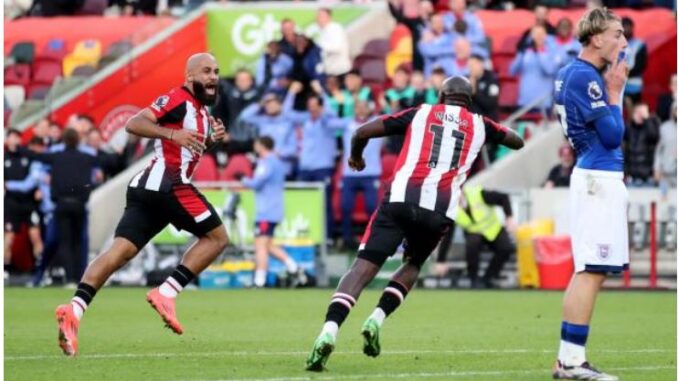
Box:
[306,76,523,371]
[55,53,230,357]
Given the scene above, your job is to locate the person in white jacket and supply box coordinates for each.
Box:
[316,8,351,77]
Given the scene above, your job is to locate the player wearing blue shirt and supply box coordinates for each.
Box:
[551,8,628,381]
[242,136,305,288]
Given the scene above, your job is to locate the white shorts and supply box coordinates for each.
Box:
[569,168,629,273]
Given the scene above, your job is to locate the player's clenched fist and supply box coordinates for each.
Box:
[209,116,228,142]
[348,156,365,172]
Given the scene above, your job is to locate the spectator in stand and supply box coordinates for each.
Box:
[48,122,63,146]
[442,0,486,47]
[336,101,382,249]
[437,37,472,78]
[32,119,52,147]
[213,68,268,156]
[4,130,43,272]
[656,74,676,122]
[256,41,293,95]
[289,33,323,110]
[429,67,447,94]
[544,144,575,188]
[418,13,455,78]
[337,70,375,117]
[624,103,660,186]
[87,129,123,180]
[509,25,558,112]
[237,93,300,178]
[278,18,298,57]
[622,17,647,105]
[410,70,437,106]
[468,54,499,122]
[552,17,581,68]
[654,103,677,188]
[287,81,346,239]
[516,4,556,52]
[323,76,346,116]
[316,8,351,78]
[387,0,434,72]
[382,66,415,114]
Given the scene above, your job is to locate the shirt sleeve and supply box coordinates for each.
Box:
[242,161,271,190]
[381,107,419,135]
[482,116,509,144]
[149,90,187,124]
[568,70,611,123]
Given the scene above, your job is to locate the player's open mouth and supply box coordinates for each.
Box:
[205,84,217,95]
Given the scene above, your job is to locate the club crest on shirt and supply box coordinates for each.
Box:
[597,244,611,260]
[587,81,603,100]
[152,95,170,111]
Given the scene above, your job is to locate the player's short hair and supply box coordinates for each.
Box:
[577,7,620,46]
[256,136,275,150]
[6,128,21,138]
[431,67,446,76]
[62,128,80,149]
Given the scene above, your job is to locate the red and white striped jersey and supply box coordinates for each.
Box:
[381,103,509,220]
[129,86,210,192]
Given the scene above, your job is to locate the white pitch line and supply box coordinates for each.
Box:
[192,366,676,381]
[4,348,673,361]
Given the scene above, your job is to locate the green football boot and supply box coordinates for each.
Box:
[305,332,335,371]
[361,317,381,357]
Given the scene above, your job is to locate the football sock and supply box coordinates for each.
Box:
[284,257,298,273]
[322,292,357,338]
[373,280,409,322]
[71,282,97,321]
[254,270,267,287]
[558,321,589,366]
[159,265,195,298]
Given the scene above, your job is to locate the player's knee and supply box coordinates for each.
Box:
[206,226,228,251]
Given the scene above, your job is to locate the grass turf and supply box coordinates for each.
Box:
[4,288,676,381]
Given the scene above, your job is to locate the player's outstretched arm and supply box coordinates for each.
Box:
[482,116,524,150]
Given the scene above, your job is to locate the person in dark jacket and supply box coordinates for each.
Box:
[656,74,676,123]
[468,54,499,161]
[386,0,434,72]
[624,103,660,185]
[289,34,323,110]
[212,68,270,158]
[29,128,100,283]
[516,4,556,52]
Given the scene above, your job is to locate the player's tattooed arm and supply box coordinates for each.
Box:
[126,108,206,152]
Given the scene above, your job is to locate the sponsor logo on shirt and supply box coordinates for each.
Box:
[590,101,607,109]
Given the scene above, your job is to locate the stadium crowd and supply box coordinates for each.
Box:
[4,0,676,282]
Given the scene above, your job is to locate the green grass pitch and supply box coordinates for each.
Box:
[4,288,676,381]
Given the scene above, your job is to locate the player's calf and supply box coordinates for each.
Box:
[362,280,410,357]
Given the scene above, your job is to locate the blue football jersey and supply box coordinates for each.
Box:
[553,58,623,172]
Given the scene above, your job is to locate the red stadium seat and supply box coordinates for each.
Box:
[492,53,515,79]
[41,38,67,61]
[220,154,253,181]
[192,154,218,182]
[496,35,521,55]
[362,39,391,59]
[360,59,387,86]
[389,24,412,50]
[26,83,50,100]
[32,59,62,85]
[4,64,31,86]
[498,79,519,109]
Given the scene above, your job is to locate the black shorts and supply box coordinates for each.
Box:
[115,184,223,250]
[254,221,278,237]
[358,201,454,268]
[4,198,39,233]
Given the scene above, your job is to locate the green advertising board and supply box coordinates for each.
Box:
[152,187,325,246]
[206,5,369,76]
